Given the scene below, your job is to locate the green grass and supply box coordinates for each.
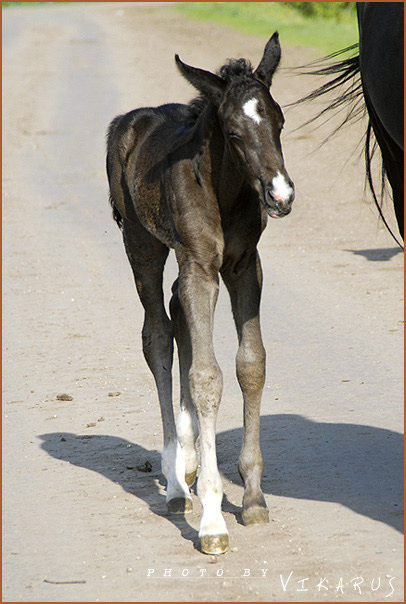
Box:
[177,2,358,55]
[2,2,59,7]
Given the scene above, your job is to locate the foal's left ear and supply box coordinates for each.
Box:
[254,32,281,88]
[175,54,225,104]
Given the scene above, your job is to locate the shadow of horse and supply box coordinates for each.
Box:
[345,247,403,262]
[39,413,403,546]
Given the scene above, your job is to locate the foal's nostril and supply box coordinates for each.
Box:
[266,189,275,203]
[266,185,294,217]
[267,188,294,208]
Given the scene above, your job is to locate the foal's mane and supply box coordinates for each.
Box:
[187,58,255,119]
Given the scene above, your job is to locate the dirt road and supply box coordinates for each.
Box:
[3,3,403,602]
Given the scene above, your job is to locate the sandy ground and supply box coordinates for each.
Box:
[2,2,404,602]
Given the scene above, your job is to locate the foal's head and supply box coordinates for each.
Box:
[175,33,294,218]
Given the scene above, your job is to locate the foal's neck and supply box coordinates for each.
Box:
[193,103,245,208]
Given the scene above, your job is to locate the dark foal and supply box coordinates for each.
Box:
[106,33,294,555]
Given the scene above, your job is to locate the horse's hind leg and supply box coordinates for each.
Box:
[122,218,192,512]
[221,250,269,527]
[170,278,199,488]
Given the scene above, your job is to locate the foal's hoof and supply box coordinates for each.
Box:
[185,469,197,488]
[241,506,269,526]
[167,497,193,514]
[200,534,229,555]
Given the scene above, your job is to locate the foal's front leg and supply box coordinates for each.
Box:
[222,250,269,526]
[177,258,229,555]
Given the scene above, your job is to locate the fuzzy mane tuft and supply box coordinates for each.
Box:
[186,58,254,120]
[217,58,254,82]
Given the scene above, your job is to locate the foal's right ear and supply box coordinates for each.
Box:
[175,54,225,104]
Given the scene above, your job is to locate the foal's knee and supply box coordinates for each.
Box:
[189,361,223,413]
[236,342,265,395]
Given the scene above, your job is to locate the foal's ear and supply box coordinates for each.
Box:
[254,32,281,88]
[175,54,225,104]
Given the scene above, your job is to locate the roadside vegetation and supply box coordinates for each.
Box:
[3,2,53,6]
[177,2,358,54]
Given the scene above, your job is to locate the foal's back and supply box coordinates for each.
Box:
[106,102,196,244]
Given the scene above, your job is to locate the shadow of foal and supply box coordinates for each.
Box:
[106,34,294,554]
[39,414,402,558]
[38,432,200,549]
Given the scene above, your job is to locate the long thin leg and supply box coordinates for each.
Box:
[176,256,229,555]
[170,279,199,487]
[123,219,192,512]
[221,250,269,525]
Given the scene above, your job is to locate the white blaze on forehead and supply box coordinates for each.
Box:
[243,98,262,124]
[272,171,293,202]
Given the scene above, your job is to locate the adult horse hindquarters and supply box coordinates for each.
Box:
[292,2,403,244]
[357,2,404,240]
[106,34,294,555]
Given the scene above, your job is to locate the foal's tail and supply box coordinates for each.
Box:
[290,45,403,248]
[106,115,125,229]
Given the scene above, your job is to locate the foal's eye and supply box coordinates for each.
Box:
[228,132,242,140]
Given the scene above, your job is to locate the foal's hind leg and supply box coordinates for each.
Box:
[123,219,192,512]
[170,279,199,487]
[221,251,269,526]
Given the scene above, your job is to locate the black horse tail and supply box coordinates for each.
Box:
[290,44,363,133]
[106,115,125,230]
[290,45,403,249]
